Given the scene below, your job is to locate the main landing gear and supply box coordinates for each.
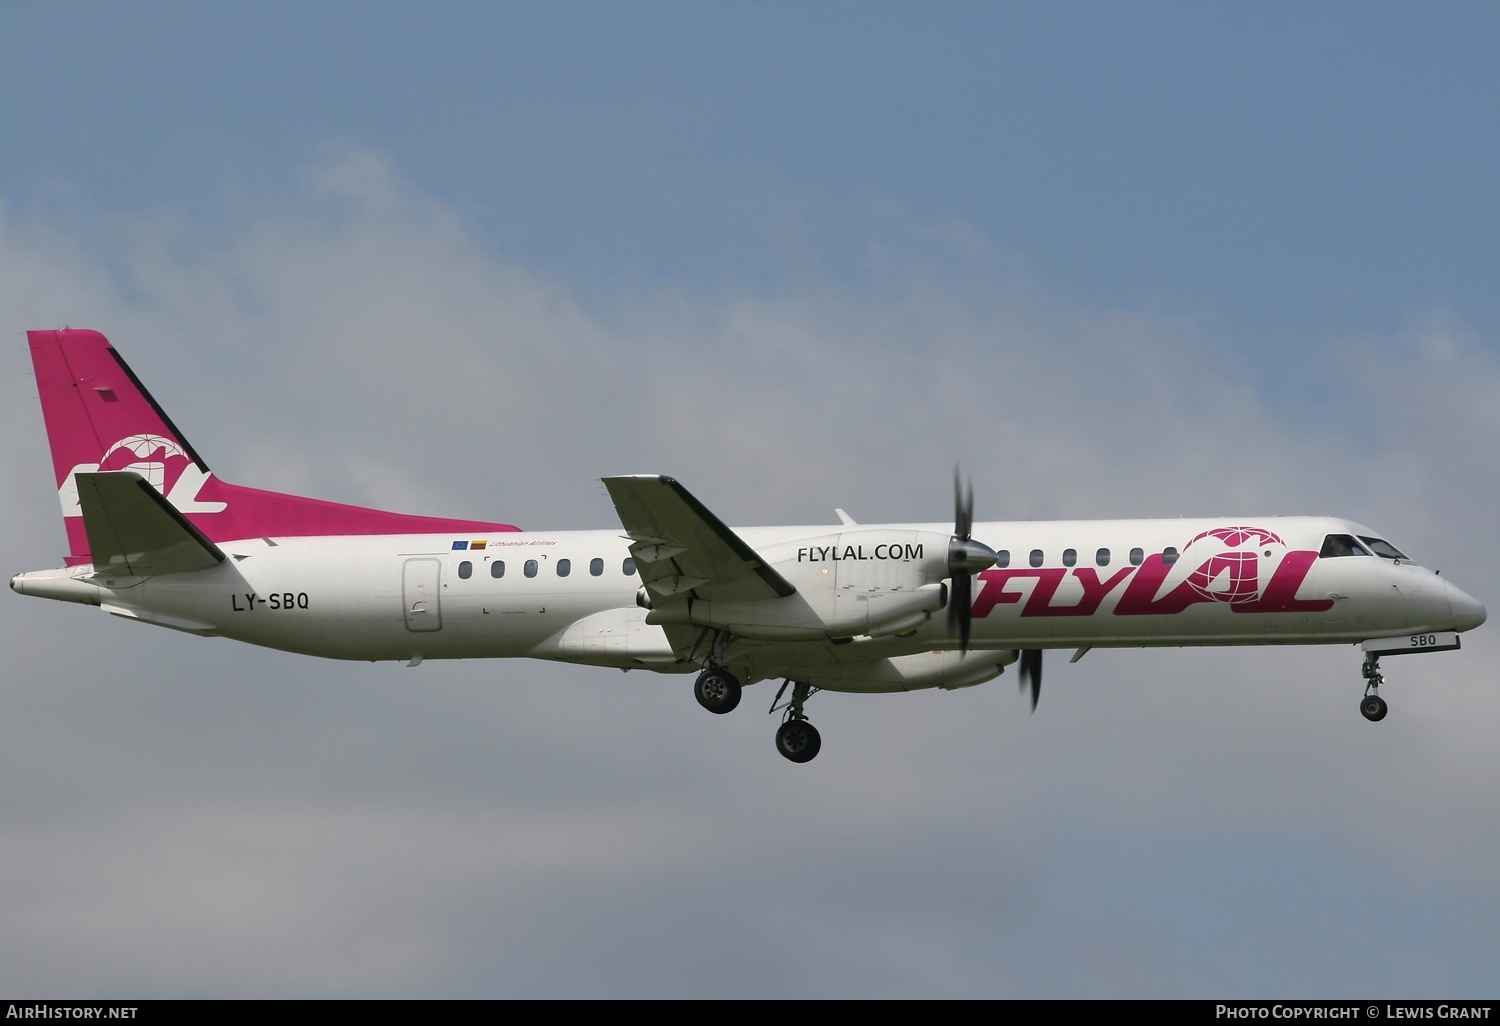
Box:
[693,630,744,715]
[692,666,822,763]
[1360,653,1388,722]
[771,680,821,764]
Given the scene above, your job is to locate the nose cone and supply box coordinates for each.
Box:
[1446,579,1487,632]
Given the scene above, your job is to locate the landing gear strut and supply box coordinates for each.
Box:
[1360,653,1388,722]
[694,667,742,714]
[771,680,821,763]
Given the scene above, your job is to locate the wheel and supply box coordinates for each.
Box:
[1360,694,1388,722]
[694,668,742,714]
[775,720,822,763]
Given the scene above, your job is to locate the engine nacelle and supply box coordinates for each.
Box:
[685,581,948,641]
[806,649,1018,694]
[647,528,955,641]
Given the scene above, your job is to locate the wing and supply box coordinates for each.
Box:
[602,475,795,603]
[77,471,227,575]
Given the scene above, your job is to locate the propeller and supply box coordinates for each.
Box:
[1018,648,1043,711]
[946,467,998,652]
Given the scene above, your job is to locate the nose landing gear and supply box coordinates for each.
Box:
[1355,632,1463,723]
[1360,653,1388,722]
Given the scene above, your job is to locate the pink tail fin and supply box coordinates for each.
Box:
[28,329,519,565]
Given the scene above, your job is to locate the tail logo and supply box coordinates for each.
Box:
[59,434,227,517]
[100,434,186,490]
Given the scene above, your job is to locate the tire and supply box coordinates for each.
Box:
[776,720,822,763]
[694,669,742,714]
[1360,694,1388,722]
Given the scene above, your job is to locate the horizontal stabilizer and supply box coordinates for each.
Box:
[77,471,226,576]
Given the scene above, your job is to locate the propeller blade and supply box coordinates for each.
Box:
[1019,648,1043,711]
[954,466,973,541]
[947,573,972,652]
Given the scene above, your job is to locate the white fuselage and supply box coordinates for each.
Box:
[17,515,1482,694]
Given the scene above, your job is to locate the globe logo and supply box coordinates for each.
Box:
[1180,526,1286,605]
[99,434,189,493]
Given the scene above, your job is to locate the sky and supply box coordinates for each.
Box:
[2,0,1499,998]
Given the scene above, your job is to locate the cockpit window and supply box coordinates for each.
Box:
[1320,534,1371,558]
[1359,536,1409,561]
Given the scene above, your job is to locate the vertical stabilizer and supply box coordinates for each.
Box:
[27,329,519,565]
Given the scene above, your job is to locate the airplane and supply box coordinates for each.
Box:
[11,328,1487,763]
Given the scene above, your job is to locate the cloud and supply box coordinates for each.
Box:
[2,145,1497,996]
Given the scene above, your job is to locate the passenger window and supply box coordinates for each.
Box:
[1129,547,1144,566]
[458,560,472,580]
[995,550,1010,568]
[1029,549,1044,568]
[590,557,604,576]
[1162,547,1178,565]
[524,559,538,578]
[1062,548,1077,567]
[623,557,636,576]
[557,558,571,577]
[1096,548,1110,567]
[490,561,505,579]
